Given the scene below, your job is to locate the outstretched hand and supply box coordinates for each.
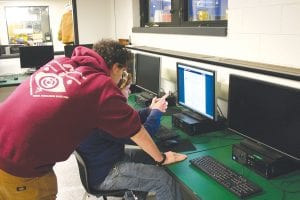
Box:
[162,151,187,165]
[149,94,169,112]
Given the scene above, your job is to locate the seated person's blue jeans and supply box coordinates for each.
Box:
[94,148,183,200]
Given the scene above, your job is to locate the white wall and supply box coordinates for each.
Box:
[114,0,133,40]
[127,0,300,69]
[0,55,64,75]
[110,0,300,117]
[75,0,115,44]
[76,0,134,43]
[113,1,300,84]
[1,0,299,101]
[0,58,25,74]
[0,0,68,52]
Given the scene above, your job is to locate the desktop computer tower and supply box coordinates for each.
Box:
[232,140,299,179]
[172,112,224,136]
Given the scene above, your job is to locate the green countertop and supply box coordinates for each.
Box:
[128,94,300,200]
[167,145,300,200]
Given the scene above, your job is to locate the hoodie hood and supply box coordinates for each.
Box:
[71,46,110,75]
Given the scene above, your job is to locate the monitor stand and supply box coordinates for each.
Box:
[181,110,207,121]
[232,139,299,179]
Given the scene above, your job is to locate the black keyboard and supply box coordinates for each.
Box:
[155,125,178,141]
[190,155,262,198]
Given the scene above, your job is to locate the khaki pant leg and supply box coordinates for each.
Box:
[0,169,57,200]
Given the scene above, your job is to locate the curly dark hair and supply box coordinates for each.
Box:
[92,39,133,70]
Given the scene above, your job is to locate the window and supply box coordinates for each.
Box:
[148,0,172,23]
[5,6,52,46]
[185,0,228,24]
[135,0,228,36]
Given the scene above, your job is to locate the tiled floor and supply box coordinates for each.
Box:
[53,153,121,200]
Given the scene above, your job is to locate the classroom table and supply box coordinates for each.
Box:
[129,93,300,200]
[0,73,29,87]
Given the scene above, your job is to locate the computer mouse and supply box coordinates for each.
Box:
[163,139,179,148]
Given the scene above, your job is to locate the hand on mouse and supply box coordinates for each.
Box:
[162,151,187,165]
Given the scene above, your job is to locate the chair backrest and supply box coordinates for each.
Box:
[73,150,128,197]
[73,150,92,193]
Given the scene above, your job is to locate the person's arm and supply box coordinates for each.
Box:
[127,95,167,143]
[131,126,187,165]
[142,109,162,137]
[137,108,151,124]
[124,109,161,145]
[128,95,167,143]
[138,94,167,123]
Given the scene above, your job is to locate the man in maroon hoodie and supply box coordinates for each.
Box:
[0,39,187,200]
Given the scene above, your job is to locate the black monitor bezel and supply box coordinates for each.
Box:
[19,45,54,69]
[135,53,161,96]
[227,74,300,161]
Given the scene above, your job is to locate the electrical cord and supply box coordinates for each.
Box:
[217,103,224,118]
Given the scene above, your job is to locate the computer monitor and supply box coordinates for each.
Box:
[64,44,93,58]
[228,74,300,161]
[176,62,216,120]
[135,54,161,96]
[19,45,54,69]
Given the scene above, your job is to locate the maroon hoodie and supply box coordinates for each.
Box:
[0,47,141,177]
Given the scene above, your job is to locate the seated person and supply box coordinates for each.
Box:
[77,72,184,200]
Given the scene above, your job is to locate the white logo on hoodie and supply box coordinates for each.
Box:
[30,61,86,99]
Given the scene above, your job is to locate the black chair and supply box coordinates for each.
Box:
[73,150,148,200]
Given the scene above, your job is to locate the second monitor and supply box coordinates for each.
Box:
[134,53,161,105]
[19,45,54,71]
[135,53,161,97]
[173,62,223,135]
[176,62,216,121]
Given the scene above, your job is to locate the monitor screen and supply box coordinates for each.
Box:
[64,44,93,58]
[19,45,54,69]
[177,62,216,120]
[228,75,300,160]
[135,54,161,96]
